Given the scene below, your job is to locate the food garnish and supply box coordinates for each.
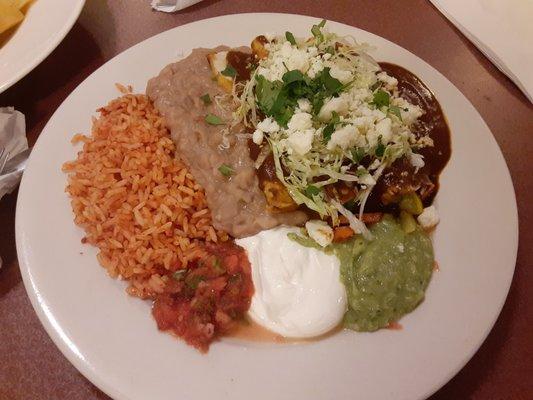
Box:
[218,163,234,177]
[205,113,225,125]
[200,93,212,105]
[230,21,434,236]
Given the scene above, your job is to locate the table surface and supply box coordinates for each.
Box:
[1,1,532,399]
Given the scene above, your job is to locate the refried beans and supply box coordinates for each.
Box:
[147,47,307,238]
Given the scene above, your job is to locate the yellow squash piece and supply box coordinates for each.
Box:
[399,192,424,215]
[251,35,269,60]
[262,180,299,212]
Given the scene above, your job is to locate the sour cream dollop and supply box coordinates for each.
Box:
[236,227,347,338]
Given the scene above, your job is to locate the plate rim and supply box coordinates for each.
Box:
[0,0,86,93]
[15,12,519,400]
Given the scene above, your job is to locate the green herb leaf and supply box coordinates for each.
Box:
[355,167,369,177]
[330,111,340,124]
[172,270,187,280]
[351,147,366,163]
[200,93,212,105]
[325,46,335,55]
[218,164,234,177]
[311,24,322,38]
[221,65,237,77]
[311,20,327,43]
[322,123,335,142]
[305,185,321,197]
[370,81,382,91]
[255,75,284,115]
[389,105,402,120]
[344,199,357,210]
[375,143,386,158]
[282,69,308,84]
[205,113,225,125]
[320,67,343,94]
[285,31,297,45]
[372,90,390,108]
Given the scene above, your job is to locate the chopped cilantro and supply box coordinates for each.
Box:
[325,46,335,55]
[356,167,369,177]
[200,93,212,105]
[372,90,390,108]
[311,19,327,43]
[255,65,344,127]
[330,111,340,124]
[221,65,237,77]
[322,111,340,142]
[218,164,234,177]
[285,31,297,45]
[351,147,366,163]
[370,81,382,91]
[375,142,386,158]
[205,113,225,125]
[323,123,335,142]
[344,199,357,210]
[282,69,308,84]
[305,185,321,197]
[389,105,402,120]
[320,67,343,94]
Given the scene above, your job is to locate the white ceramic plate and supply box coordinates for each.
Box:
[0,0,85,93]
[16,13,518,400]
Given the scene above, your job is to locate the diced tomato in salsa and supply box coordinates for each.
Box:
[152,242,254,352]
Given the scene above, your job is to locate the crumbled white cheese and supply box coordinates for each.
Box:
[358,172,376,186]
[257,117,280,133]
[305,220,334,247]
[409,152,425,170]
[307,46,319,57]
[288,112,313,132]
[327,125,358,150]
[307,57,325,79]
[287,129,315,155]
[377,71,398,90]
[319,96,349,121]
[329,65,353,84]
[211,51,228,73]
[296,98,312,113]
[417,206,439,229]
[417,136,434,147]
[375,117,393,144]
[394,98,423,126]
[368,159,381,170]
[252,129,264,145]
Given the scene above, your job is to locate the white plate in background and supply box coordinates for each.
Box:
[16,13,518,400]
[0,0,85,93]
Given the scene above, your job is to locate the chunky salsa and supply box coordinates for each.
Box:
[152,242,254,352]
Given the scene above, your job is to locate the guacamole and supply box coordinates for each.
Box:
[334,215,434,331]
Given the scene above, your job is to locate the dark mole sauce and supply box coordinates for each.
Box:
[248,63,451,213]
[227,50,254,82]
[366,63,452,210]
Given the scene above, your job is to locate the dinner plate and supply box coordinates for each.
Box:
[16,13,518,400]
[0,0,85,93]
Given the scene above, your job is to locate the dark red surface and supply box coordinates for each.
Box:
[0,1,531,399]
